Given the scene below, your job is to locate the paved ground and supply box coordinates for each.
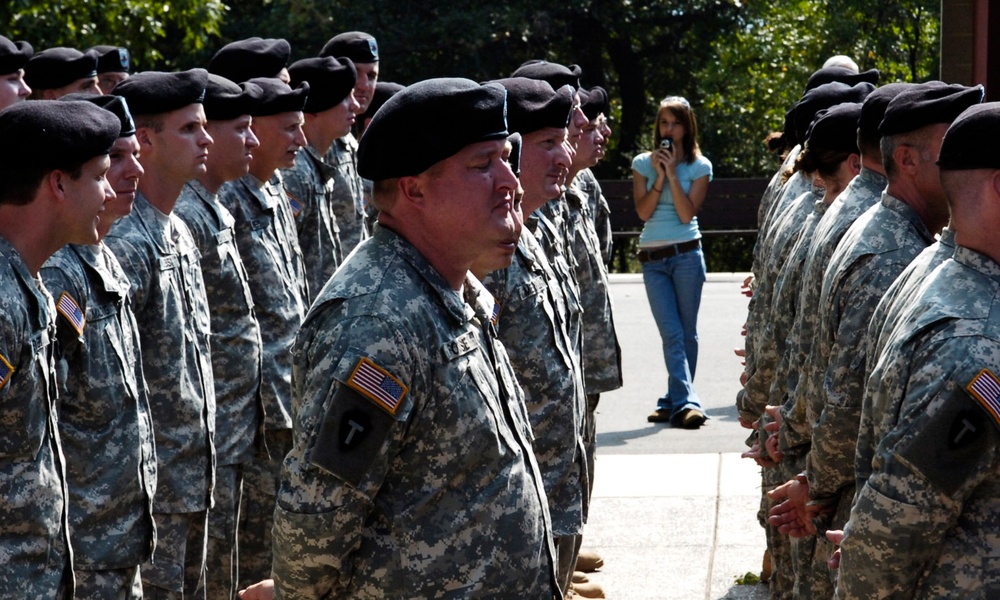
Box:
[580,273,770,599]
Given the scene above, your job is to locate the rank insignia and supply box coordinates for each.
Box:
[0,351,12,390]
[346,357,408,416]
[57,291,86,336]
[967,368,1000,427]
[287,192,303,217]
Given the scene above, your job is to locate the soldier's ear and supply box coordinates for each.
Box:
[398,175,425,205]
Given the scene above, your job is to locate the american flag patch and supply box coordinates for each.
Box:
[57,291,86,336]
[491,301,500,326]
[967,368,1000,426]
[287,192,303,218]
[346,357,408,416]
[0,352,12,390]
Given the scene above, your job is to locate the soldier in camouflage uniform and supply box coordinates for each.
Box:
[43,94,157,599]
[283,56,360,299]
[482,76,587,594]
[0,99,119,598]
[215,76,310,589]
[272,77,557,599]
[173,75,266,600]
[318,32,379,252]
[108,70,217,599]
[838,102,1000,599]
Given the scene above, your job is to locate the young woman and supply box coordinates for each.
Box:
[632,96,712,428]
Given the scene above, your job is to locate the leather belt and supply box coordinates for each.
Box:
[637,239,702,263]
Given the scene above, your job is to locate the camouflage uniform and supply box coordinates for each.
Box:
[272,227,557,599]
[216,173,308,587]
[175,180,266,599]
[839,246,1000,599]
[282,145,345,301]
[42,242,157,599]
[482,227,588,538]
[0,236,72,598]
[323,134,368,253]
[104,193,216,596]
[572,168,613,265]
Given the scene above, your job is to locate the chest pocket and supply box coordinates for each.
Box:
[0,329,50,459]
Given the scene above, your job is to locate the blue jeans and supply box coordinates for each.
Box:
[641,247,706,420]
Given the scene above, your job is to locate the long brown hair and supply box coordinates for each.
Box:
[653,96,701,164]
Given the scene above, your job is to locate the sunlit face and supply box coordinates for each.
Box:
[61,154,114,245]
[250,111,306,178]
[97,71,128,94]
[41,76,101,99]
[353,62,379,113]
[319,90,361,140]
[471,141,523,276]
[143,104,214,183]
[567,91,588,150]
[98,135,144,239]
[658,109,686,146]
[0,69,31,109]
[205,115,259,184]
[519,127,571,210]
[414,139,519,268]
[572,118,606,170]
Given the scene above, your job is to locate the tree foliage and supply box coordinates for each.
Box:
[2,0,941,178]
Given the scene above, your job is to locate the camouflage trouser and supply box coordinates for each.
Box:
[206,464,244,600]
[762,462,794,600]
[555,534,583,595]
[142,511,208,599]
[75,564,142,600]
[237,429,292,589]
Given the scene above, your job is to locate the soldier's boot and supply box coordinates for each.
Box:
[576,549,604,573]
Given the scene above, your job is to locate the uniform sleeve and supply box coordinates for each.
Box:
[272,306,418,600]
[838,349,1000,599]
[38,261,85,389]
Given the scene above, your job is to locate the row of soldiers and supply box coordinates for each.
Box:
[738,59,1000,599]
[0,28,622,600]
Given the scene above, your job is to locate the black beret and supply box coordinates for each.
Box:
[938,102,1000,171]
[879,81,985,136]
[490,77,573,135]
[507,132,522,177]
[111,69,207,115]
[60,93,135,137]
[804,102,862,154]
[360,81,404,122]
[209,38,291,84]
[358,78,508,180]
[579,86,609,120]
[805,66,880,92]
[24,47,97,90]
[319,32,378,63]
[793,81,874,148]
[245,77,309,117]
[288,57,357,113]
[511,60,582,90]
[857,83,915,141]
[0,36,32,76]
[88,45,130,73]
[203,74,263,121]
[0,100,120,172]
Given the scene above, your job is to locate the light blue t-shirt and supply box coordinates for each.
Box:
[631,152,713,247]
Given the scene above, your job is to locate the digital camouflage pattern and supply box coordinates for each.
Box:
[176,180,264,466]
[572,168,613,265]
[0,236,72,597]
[482,227,588,536]
[807,193,933,510]
[323,134,368,253]
[777,167,887,456]
[564,184,622,395]
[42,243,156,574]
[282,145,345,301]
[840,246,1000,599]
[104,193,216,515]
[272,227,557,599]
[217,174,307,432]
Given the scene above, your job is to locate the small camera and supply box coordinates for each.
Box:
[660,139,673,150]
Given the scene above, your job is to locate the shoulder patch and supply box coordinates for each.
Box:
[345,357,408,416]
[491,301,500,326]
[287,191,303,217]
[56,291,86,336]
[310,384,396,488]
[966,368,1000,427]
[0,352,13,390]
